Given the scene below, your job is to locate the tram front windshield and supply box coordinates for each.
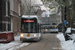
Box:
[21,19,38,33]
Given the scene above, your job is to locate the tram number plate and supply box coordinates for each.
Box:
[27,34,30,37]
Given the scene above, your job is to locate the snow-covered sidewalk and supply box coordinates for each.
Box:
[57,33,75,50]
[0,36,30,50]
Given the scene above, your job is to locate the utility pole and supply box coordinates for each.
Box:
[64,6,67,32]
[60,0,65,33]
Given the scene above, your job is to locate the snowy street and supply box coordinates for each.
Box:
[0,36,29,50]
[57,33,75,50]
[0,34,61,50]
[0,33,75,50]
[17,34,61,50]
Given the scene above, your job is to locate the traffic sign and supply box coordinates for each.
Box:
[64,20,67,24]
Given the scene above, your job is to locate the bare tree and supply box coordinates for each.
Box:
[21,0,31,15]
[21,0,38,15]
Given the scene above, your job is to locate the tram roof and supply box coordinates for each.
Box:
[22,15,40,23]
[22,15,38,19]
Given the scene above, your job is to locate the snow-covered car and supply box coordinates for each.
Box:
[64,27,72,41]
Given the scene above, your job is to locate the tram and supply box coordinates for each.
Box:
[20,15,42,41]
[40,24,58,33]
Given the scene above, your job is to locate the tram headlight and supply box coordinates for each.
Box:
[20,34,24,37]
[33,34,37,37]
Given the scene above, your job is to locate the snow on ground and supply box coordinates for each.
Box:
[57,33,75,50]
[0,36,29,50]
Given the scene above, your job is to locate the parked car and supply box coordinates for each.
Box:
[58,23,63,32]
[64,27,72,41]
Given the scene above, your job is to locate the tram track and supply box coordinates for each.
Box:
[41,39,49,50]
[17,42,33,50]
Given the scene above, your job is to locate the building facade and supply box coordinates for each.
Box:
[0,0,21,35]
[0,0,11,32]
[10,0,21,35]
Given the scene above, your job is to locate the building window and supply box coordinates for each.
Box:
[15,1,18,13]
[2,23,6,31]
[17,23,19,30]
[17,23,19,32]
[1,21,11,32]
[6,1,8,16]
[8,24,11,31]
[18,4,20,16]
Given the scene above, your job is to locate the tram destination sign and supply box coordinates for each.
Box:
[24,20,34,22]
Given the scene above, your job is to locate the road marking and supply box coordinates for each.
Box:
[52,47,64,50]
